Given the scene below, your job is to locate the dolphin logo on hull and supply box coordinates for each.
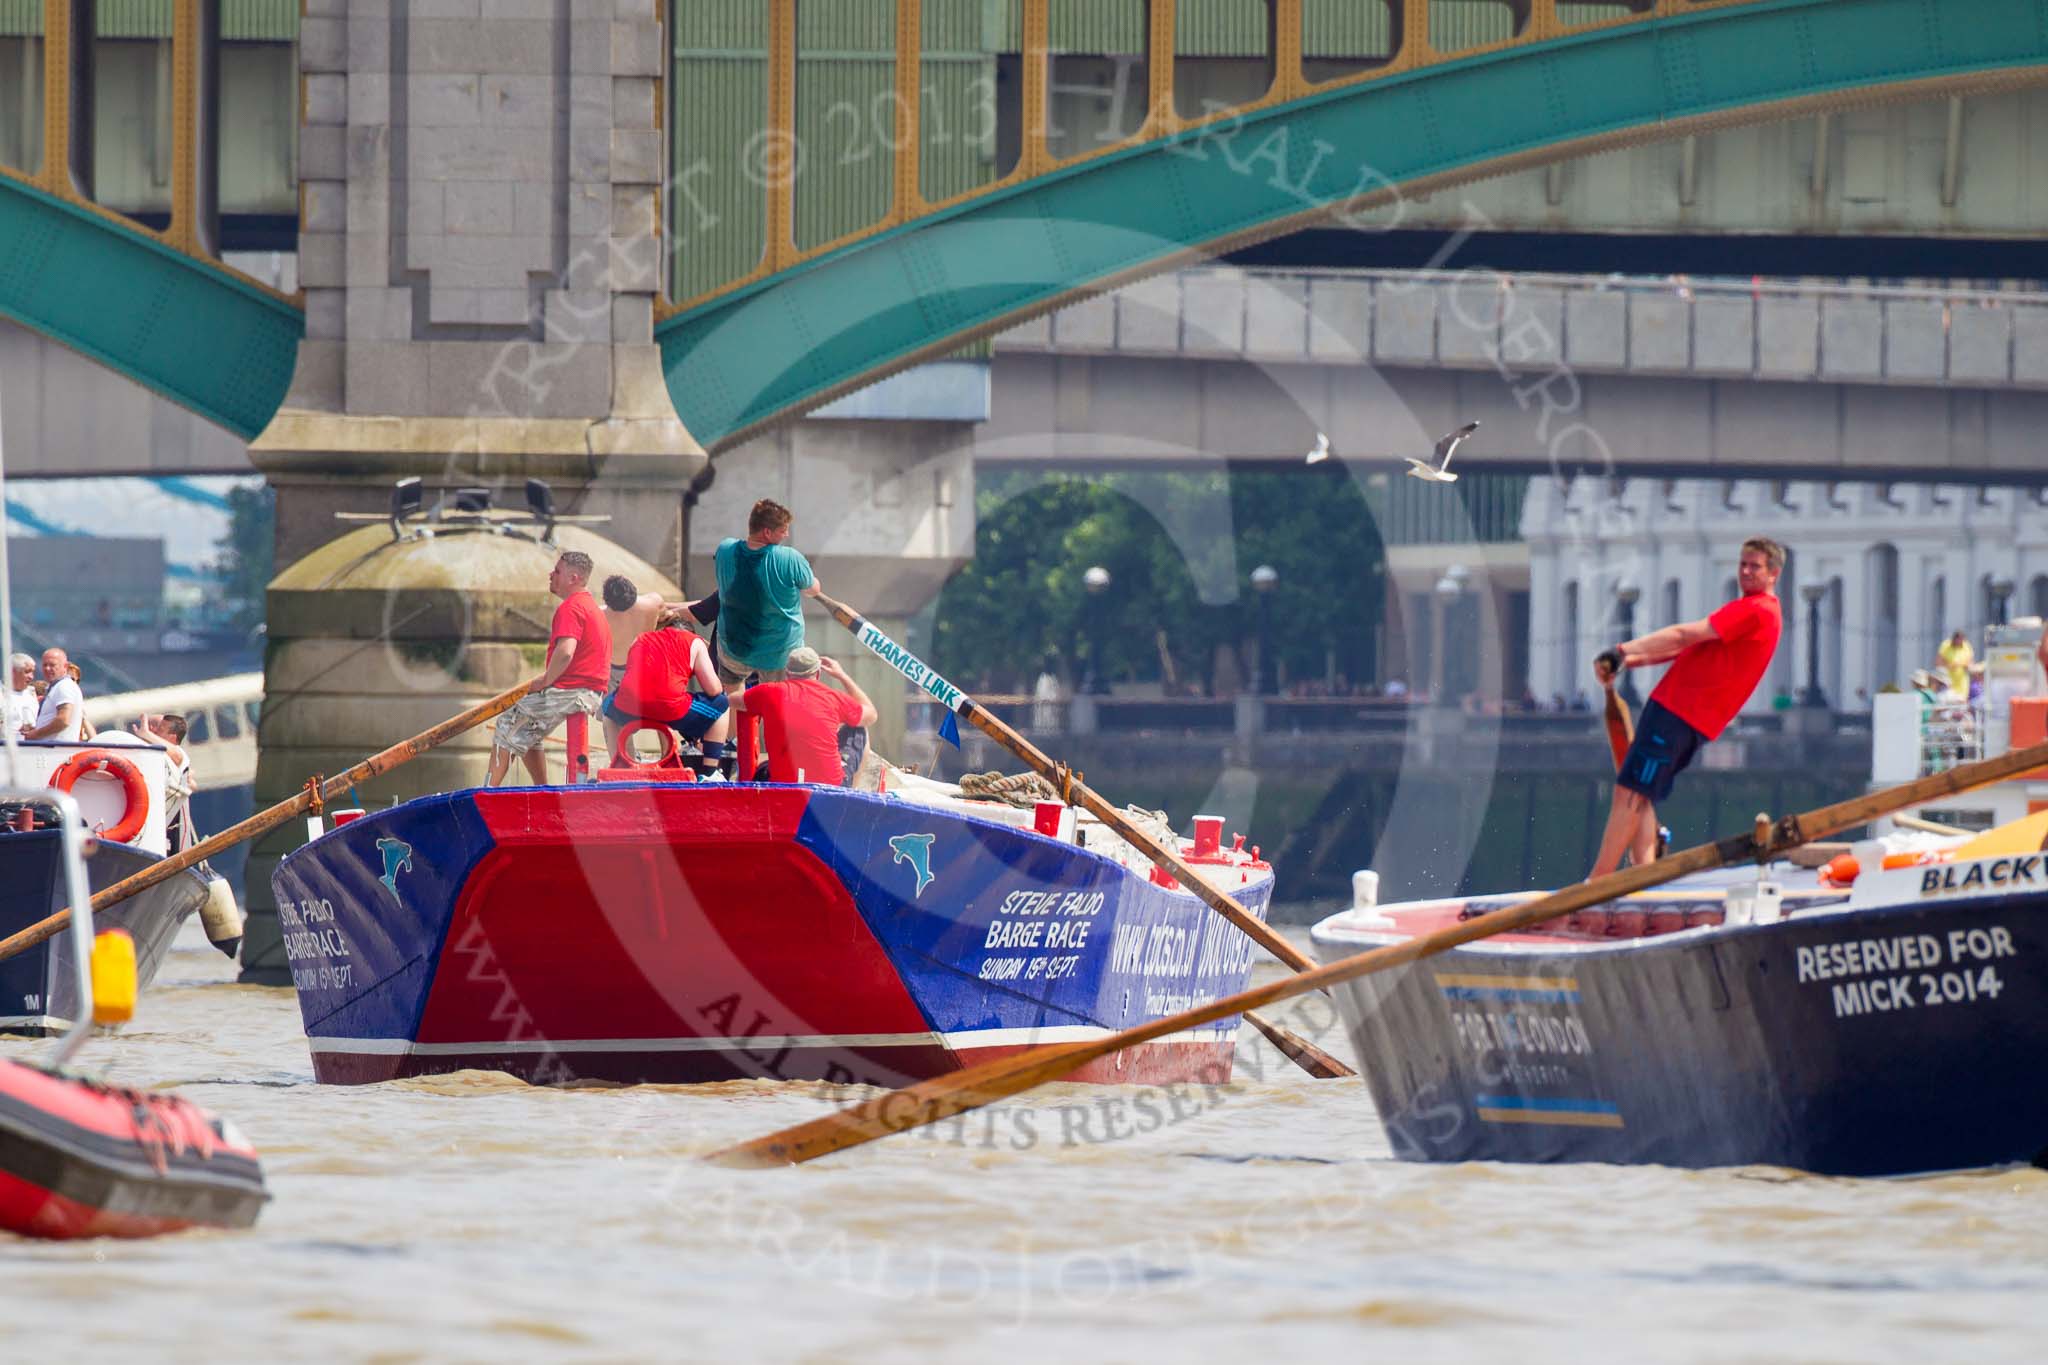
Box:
[887,833,936,898]
[376,836,414,900]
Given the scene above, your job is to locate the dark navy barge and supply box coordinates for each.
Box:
[1312,851,2048,1177]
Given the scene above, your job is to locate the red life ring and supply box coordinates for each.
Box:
[49,750,150,844]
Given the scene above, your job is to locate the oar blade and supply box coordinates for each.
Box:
[1602,683,1634,772]
[1243,1009,1354,1079]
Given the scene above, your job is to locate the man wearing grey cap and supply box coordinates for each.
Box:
[730,646,877,785]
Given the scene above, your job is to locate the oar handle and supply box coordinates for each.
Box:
[0,676,538,967]
[815,594,1315,974]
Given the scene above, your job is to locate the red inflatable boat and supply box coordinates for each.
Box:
[0,1057,267,1239]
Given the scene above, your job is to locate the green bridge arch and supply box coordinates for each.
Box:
[0,176,302,442]
[658,0,2048,451]
[2,1,2043,451]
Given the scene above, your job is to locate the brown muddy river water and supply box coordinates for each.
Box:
[6,921,2046,1362]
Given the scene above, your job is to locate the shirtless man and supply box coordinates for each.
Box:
[600,575,686,751]
[132,713,196,851]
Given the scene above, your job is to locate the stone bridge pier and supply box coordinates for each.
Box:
[237,4,974,982]
[255,1,699,566]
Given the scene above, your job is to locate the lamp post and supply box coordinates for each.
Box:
[1799,581,1828,708]
[1251,564,1279,695]
[1990,574,2016,627]
[1083,565,1112,695]
[1614,583,1641,705]
[1433,564,1469,705]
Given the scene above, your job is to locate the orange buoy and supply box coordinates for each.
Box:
[48,749,149,845]
[1821,852,1861,886]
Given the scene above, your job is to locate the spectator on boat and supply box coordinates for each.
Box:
[1936,629,1974,697]
[1589,537,1785,879]
[131,714,195,851]
[22,648,83,743]
[604,622,731,779]
[730,647,877,786]
[487,551,611,787]
[67,663,95,740]
[711,499,822,688]
[4,654,36,735]
[599,574,689,750]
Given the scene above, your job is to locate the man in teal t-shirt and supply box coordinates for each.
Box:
[711,498,821,686]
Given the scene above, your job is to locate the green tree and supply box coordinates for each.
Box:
[213,483,275,630]
[929,468,1386,693]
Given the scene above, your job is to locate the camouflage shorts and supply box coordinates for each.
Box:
[491,687,602,756]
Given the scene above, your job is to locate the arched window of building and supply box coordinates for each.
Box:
[1562,580,1580,704]
[1868,543,1899,690]
[1827,576,1845,705]
[1768,548,1798,704]
[1930,575,1947,672]
[1983,572,2017,626]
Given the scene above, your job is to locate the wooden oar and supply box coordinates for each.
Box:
[1892,812,1970,837]
[813,593,1355,1080]
[1600,674,1634,772]
[1597,661,1668,860]
[0,676,537,967]
[708,731,2048,1168]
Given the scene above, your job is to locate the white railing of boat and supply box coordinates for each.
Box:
[1916,697,1986,777]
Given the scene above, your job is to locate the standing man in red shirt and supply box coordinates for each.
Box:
[1589,538,1785,877]
[731,646,878,785]
[488,550,613,787]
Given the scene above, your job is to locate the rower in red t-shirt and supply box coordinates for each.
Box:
[730,647,878,786]
[604,624,731,777]
[488,550,614,787]
[1589,537,1785,878]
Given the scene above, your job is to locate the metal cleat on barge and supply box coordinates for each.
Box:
[273,770,1276,1089]
[1312,812,2048,1178]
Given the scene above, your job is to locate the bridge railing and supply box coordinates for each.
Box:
[999,266,2048,393]
[662,0,1794,320]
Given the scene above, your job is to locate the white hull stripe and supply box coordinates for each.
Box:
[307,1025,1239,1057]
[0,1014,64,1033]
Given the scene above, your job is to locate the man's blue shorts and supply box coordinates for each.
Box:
[1616,698,1705,804]
[602,692,729,741]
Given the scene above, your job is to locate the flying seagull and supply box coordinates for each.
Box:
[1305,432,1331,464]
[1404,420,1479,484]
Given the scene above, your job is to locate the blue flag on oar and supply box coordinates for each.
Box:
[938,708,961,748]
